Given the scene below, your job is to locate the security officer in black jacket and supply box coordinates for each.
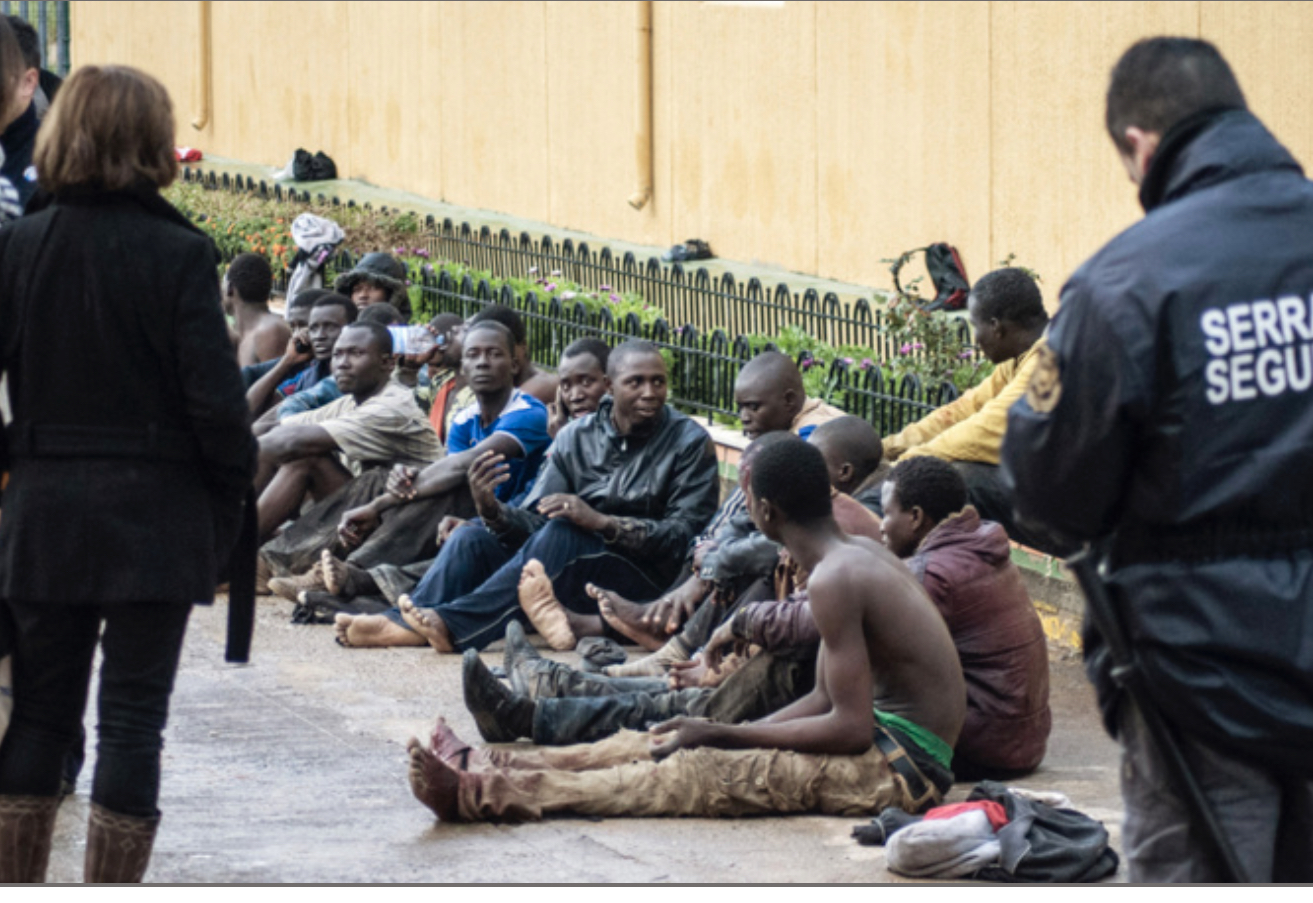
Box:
[1003,38,1313,882]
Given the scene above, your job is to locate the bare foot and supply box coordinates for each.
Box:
[591,584,668,651]
[517,560,578,651]
[267,565,328,603]
[321,548,370,598]
[398,594,456,653]
[333,612,427,648]
[407,736,462,821]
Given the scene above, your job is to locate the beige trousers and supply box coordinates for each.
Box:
[460,729,931,821]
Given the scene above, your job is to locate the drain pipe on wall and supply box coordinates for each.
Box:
[191,0,212,131]
[627,0,653,210]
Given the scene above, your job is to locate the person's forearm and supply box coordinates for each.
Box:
[247,356,300,414]
[709,708,872,756]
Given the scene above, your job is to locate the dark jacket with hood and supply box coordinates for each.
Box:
[0,183,256,604]
[1003,108,1313,775]
[490,397,719,588]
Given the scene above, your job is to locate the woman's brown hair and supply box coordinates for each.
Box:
[34,64,179,192]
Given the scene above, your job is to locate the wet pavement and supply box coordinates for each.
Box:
[41,596,1124,884]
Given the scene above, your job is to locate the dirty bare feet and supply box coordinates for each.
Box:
[320,548,375,598]
[603,636,692,678]
[517,560,578,651]
[591,584,668,651]
[333,612,427,648]
[407,736,462,821]
[267,565,328,603]
[398,594,456,653]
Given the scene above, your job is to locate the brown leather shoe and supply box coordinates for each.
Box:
[84,803,159,884]
[0,795,61,883]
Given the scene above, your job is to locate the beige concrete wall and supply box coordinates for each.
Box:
[69,1,1313,309]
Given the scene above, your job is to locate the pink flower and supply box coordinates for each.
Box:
[413,247,430,258]
[610,293,622,302]
[912,342,925,351]
[861,357,874,370]
[598,284,613,291]
[899,343,912,355]
[545,282,558,293]
[958,350,975,359]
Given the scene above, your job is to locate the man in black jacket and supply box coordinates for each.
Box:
[334,340,720,651]
[1002,38,1313,882]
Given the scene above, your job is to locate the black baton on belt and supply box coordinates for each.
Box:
[1065,545,1249,883]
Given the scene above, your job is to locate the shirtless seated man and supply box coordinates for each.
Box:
[406,434,966,822]
[224,252,290,367]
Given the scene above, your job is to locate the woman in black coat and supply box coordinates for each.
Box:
[0,65,255,883]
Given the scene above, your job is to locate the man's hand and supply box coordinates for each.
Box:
[386,464,420,500]
[649,716,724,761]
[467,451,510,522]
[547,385,570,438]
[666,657,711,690]
[283,330,313,367]
[691,539,718,573]
[436,515,469,547]
[641,578,703,635]
[539,493,609,533]
[338,503,381,548]
[702,619,750,675]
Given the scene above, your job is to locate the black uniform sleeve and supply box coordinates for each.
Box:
[1002,285,1152,541]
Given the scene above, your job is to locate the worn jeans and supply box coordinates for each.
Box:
[1118,702,1313,882]
[395,519,667,651]
[532,652,815,745]
[0,599,192,818]
[458,728,930,821]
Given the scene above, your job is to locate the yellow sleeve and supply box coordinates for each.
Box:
[883,358,1019,460]
[900,348,1040,465]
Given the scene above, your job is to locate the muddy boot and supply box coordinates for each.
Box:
[0,795,61,883]
[463,650,534,743]
[84,803,160,884]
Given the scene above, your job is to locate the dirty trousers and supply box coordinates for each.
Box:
[458,729,932,821]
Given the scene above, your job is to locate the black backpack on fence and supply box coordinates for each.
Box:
[891,243,970,312]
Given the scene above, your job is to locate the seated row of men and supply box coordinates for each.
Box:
[226,252,1054,823]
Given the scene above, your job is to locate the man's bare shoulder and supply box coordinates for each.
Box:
[809,538,909,601]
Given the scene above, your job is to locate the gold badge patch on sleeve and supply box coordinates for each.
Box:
[1026,343,1063,414]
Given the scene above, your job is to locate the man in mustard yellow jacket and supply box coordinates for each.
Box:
[883,268,1069,555]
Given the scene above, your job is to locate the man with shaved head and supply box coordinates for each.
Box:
[585,349,844,656]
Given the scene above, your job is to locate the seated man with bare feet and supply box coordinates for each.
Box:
[468,426,887,746]
[586,349,845,653]
[224,252,290,367]
[335,340,719,652]
[286,337,610,617]
[588,412,885,683]
[469,304,558,408]
[253,320,443,545]
[406,435,966,822]
[264,320,550,603]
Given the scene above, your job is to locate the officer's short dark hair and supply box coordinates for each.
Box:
[226,252,273,305]
[341,320,393,356]
[1106,37,1247,154]
[464,319,516,355]
[562,337,611,373]
[5,15,39,70]
[750,435,832,525]
[469,304,527,346]
[888,457,967,524]
[312,292,359,323]
[972,267,1047,331]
